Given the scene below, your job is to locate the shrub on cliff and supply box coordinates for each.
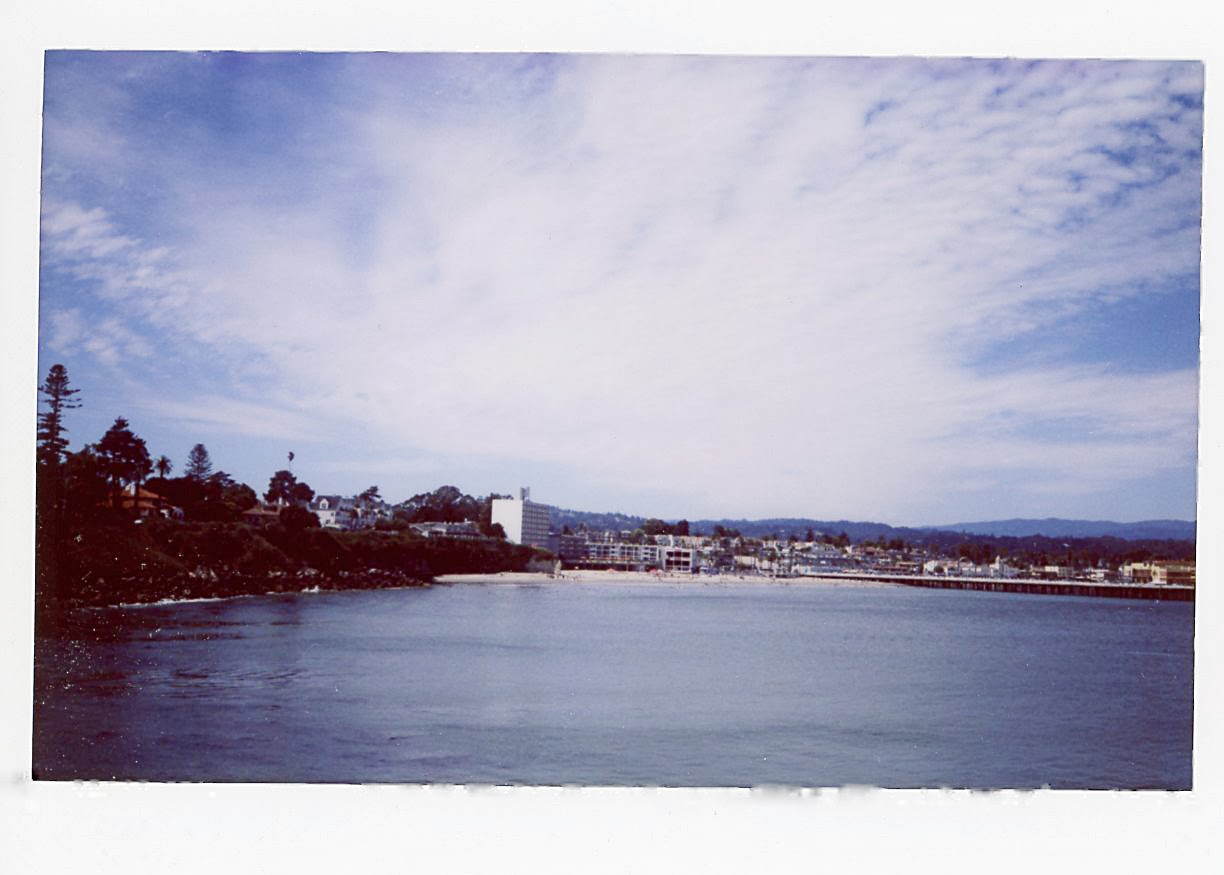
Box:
[55,517,189,607]
[156,522,290,576]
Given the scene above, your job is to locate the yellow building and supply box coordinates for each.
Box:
[1121,561,1195,585]
[1151,561,1195,585]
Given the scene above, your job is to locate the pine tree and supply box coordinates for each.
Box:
[37,364,81,467]
[185,443,213,481]
[35,364,80,626]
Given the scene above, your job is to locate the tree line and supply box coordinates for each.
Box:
[34,364,535,623]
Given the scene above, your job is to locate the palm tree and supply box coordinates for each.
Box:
[155,454,173,479]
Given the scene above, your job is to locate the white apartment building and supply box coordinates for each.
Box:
[491,487,553,549]
[582,541,695,572]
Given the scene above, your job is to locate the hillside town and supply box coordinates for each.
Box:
[258,485,1195,587]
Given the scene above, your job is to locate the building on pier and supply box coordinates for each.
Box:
[1122,560,1196,585]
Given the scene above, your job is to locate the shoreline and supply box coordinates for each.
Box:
[434,570,903,588]
[102,581,433,610]
[55,569,432,613]
[433,570,1194,600]
[70,568,1193,610]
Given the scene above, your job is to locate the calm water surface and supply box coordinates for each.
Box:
[33,581,1194,787]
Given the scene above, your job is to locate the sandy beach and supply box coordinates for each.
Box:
[434,570,902,588]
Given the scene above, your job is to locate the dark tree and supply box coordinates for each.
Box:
[265,469,296,504]
[95,418,153,508]
[59,447,109,520]
[185,443,213,481]
[642,518,669,536]
[198,471,259,520]
[221,479,258,513]
[675,520,690,537]
[37,364,81,467]
[400,485,483,523]
[141,469,259,522]
[278,504,321,531]
[265,469,314,506]
[35,365,82,626]
[155,454,173,479]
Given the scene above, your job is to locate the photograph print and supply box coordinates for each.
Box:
[33,52,1200,788]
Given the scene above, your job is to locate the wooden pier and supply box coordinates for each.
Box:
[804,572,1195,601]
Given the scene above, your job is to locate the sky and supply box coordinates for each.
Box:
[35,52,1203,524]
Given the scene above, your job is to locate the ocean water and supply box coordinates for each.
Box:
[32,581,1194,788]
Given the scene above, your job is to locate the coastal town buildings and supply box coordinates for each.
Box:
[312,495,349,529]
[410,520,482,539]
[1151,561,1196,585]
[310,494,392,531]
[1121,560,1196,585]
[990,557,1022,579]
[268,482,1195,587]
[525,527,1196,586]
[567,540,696,573]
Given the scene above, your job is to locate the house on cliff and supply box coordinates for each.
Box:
[120,484,184,520]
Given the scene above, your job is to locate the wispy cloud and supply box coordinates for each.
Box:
[37,54,1201,521]
[140,394,322,443]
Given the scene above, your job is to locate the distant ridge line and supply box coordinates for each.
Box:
[548,509,1196,543]
[928,518,1196,540]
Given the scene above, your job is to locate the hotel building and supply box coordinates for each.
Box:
[491,487,553,549]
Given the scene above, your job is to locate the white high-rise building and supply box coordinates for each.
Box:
[490,487,552,549]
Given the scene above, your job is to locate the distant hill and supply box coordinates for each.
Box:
[548,509,909,542]
[550,508,1195,543]
[549,508,649,534]
[689,518,924,542]
[928,518,1197,541]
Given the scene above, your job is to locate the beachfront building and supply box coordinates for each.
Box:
[491,487,553,549]
[1120,562,1154,583]
[1151,561,1195,585]
[989,557,1022,579]
[548,532,590,562]
[542,532,697,572]
[1123,560,1196,585]
[572,540,695,573]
